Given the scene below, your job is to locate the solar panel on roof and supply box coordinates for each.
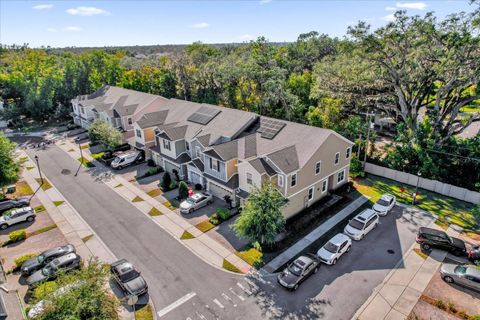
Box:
[257,119,286,139]
[187,106,222,125]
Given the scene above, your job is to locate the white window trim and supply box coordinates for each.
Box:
[337,169,345,184]
[346,147,351,159]
[246,172,253,185]
[291,173,297,187]
[163,139,171,151]
[322,179,328,193]
[334,152,340,165]
[195,146,201,159]
[308,187,314,201]
[315,161,321,175]
[136,129,142,138]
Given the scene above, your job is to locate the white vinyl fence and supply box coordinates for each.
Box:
[364,162,480,204]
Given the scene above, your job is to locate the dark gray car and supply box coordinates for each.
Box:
[0,197,30,214]
[110,259,148,296]
[277,253,320,291]
[440,264,480,292]
[21,244,76,276]
[26,253,81,288]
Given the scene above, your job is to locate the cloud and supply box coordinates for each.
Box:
[64,26,82,32]
[191,22,209,29]
[385,6,397,11]
[66,6,110,16]
[33,4,53,10]
[382,14,396,21]
[259,0,272,4]
[239,34,254,40]
[47,28,57,32]
[395,2,427,10]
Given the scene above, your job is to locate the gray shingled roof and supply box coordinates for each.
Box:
[191,159,205,172]
[266,145,299,174]
[137,111,169,129]
[249,158,277,176]
[196,134,211,147]
[204,140,238,161]
[160,125,188,141]
[204,173,239,190]
[161,152,191,164]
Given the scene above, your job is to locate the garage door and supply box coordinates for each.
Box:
[164,161,180,175]
[208,182,235,205]
[189,171,203,186]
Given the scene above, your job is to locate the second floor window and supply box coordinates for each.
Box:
[334,152,340,165]
[247,173,253,185]
[136,129,142,138]
[163,140,171,151]
[291,173,297,187]
[346,147,351,159]
[315,161,321,175]
[128,118,133,125]
[195,146,201,158]
[80,107,85,114]
[278,175,284,187]
[209,157,219,171]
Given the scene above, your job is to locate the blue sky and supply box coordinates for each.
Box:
[0,1,475,48]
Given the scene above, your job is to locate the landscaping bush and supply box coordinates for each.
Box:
[194,183,202,190]
[160,172,172,191]
[209,213,220,225]
[142,167,162,178]
[147,159,155,167]
[9,229,26,243]
[435,299,446,310]
[91,152,105,160]
[169,181,178,190]
[349,155,365,178]
[178,181,189,200]
[14,253,36,269]
[217,208,231,220]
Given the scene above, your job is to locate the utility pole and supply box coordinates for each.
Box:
[34,155,44,185]
[74,137,83,177]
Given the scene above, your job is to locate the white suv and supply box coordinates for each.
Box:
[317,233,352,265]
[372,194,396,216]
[344,209,379,240]
[0,206,36,230]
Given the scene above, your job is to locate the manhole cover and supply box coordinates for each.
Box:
[61,169,71,175]
[387,249,395,254]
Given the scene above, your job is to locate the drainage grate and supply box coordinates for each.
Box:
[387,249,395,254]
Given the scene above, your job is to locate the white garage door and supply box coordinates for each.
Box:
[208,182,235,205]
[189,171,203,185]
[164,161,180,175]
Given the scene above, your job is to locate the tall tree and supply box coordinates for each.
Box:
[0,133,19,189]
[87,119,122,150]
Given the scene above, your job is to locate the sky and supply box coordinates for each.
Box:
[0,0,475,48]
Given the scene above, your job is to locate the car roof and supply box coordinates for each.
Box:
[53,253,78,264]
[328,233,350,246]
[114,261,136,275]
[356,209,376,221]
[191,193,203,200]
[466,266,480,277]
[294,255,312,267]
[419,227,446,237]
[9,207,33,214]
[43,244,72,257]
[380,194,394,201]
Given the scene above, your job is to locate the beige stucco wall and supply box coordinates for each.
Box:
[226,159,238,180]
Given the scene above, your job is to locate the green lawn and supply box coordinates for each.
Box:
[77,157,95,168]
[236,248,263,267]
[180,230,195,240]
[195,220,215,233]
[223,259,242,273]
[35,178,52,191]
[354,175,477,230]
[13,181,34,197]
[148,207,162,216]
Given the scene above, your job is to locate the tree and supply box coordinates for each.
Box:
[178,181,188,199]
[0,133,19,189]
[233,183,285,246]
[31,259,119,320]
[87,119,122,150]
[160,172,172,191]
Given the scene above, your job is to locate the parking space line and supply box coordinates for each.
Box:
[157,292,197,318]
[213,299,224,309]
[229,288,245,301]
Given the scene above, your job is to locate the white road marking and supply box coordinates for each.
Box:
[244,278,259,291]
[213,299,224,309]
[237,282,252,295]
[222,293,237,307]
[195,311,207,320]
[157,292,197,318]
[249,272,267,284]
[186,318,193,320]
[229,288,245,301]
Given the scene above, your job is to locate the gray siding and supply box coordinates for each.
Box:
[204,155,227,181]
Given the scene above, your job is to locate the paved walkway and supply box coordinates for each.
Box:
[55,138,252,274]
[353,225,458,320]
[262,195,370,273]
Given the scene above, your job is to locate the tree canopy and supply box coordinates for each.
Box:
[87,119,122,150]
[0,133,19,189]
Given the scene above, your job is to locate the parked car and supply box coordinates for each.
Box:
[110,259,148,296]
[317,233,352,265]
[0,206,36,230]
[344,209,379,241]
[440,263,480,291]
[416,227,466,256]
[372,194,396,216]
[26,253,81,288]
[21,244,76,276]
[468,245,480,265]
[277,253,320,291]
[0,197,30,214]
[110,150,143,169]
[179,192,213,214]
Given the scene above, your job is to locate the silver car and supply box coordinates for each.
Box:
[179,192,213,214]
[440,263,480,291]
[317,233,352,265]
[0,207,36,230]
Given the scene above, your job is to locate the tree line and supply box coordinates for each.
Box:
[0,7,479,190]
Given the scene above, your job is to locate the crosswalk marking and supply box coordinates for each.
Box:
[244,278,259,292]
[222,293,237,307]
[157,292,197,318]
[213,299,224,309]
[236,282,252,295]
[195,311,207,320]
[229,288,245,301]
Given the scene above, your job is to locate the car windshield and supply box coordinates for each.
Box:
[112,157,121,163]
[287,262,303,276]
[41,264,55,276]
[119,269,140,282]
[349,219,365,230]
[186,198,195,204]
[323,242,339,254]
[37,254,45,263]
[3,213,11,220]
[454,266,467,274]
[376,199,389,206]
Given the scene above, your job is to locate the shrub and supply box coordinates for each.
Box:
[178,181,189,200]
[458,311,469,319]
[147,159,155,167]
[14,253,36,269]
[33,281,58,301]
[252,241,262,252]
[435,299,446,310]
[349,156,365,178]
[448,302,457,313]
[91,152,104,160]
[217,208,231,220]
[194,183,202,190]
[209,213,220,225]
[9,229,26,243]
[160,172,172,191]
[145,167,161,177]
[169,181,178,190]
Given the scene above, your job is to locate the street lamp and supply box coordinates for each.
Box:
[34,155,44,185]
[413,171,422,205]
[74,137,83,177]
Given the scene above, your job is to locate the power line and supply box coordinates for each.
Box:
[424,148,480,162]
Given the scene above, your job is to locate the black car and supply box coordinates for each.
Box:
[277,253,320,291]
[26,253,81,288]
[0,197,30,214]
[416,227,466,256]
[110,259,148,296]
[21,244,76,276]
[468,245,480,265]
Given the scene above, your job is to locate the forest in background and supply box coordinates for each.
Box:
[0,7,479,191]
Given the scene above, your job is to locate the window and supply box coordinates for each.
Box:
[291,173,297,187]
[128,118,133,125]
[346,147,351,159]
[337,170,345,183]
[278,175,284,187]
[195,146,201,158]
[186,142,190,151]
[308,187,314,201]
[247,173,253,185]
[322,180,327,193]
[315,161,321,175]
[136,129,142,138]
[163,140,171,151]
[209,158,219,171]
[334,152,340,165]
[80,107,85,114]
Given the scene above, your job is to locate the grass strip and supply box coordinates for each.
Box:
[53,201,64,207]
[81,234,94,243]
[35,178,52,191]
[180,231,195,240]
[132,196,144,203]
[223,259,242,273]
[134,304,154,320]
[148,207,162,216]
[195,220,215,233]
[27,224,58,238]
[146,188,162,197]
[77,157,95,168]
[34,205,46,213]
[235,248,263,267]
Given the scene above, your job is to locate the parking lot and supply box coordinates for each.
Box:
[254,205,435,320]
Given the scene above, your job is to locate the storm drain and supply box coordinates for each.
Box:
[387,249,395,254]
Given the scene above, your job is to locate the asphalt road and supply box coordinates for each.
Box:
[24,144,434,320]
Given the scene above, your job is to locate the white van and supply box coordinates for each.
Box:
[110,150,143,169]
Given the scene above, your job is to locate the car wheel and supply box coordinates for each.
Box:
[346,245,351,252]
[293,284,299,291]
[26,216,34,222]
[473,259,480,265]
[373,222,378,228]
[443,276,454,284]
[207,200,212,205]
[0,224,8,230]
[360,234,364,240]
[314,267,319,274]
[189,208,194,214]
[332,259,337,265]
[421,243,431,251]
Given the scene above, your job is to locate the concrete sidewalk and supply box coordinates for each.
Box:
[56,138,252,274]
[353,225,458,320]
[262,195,370,273]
